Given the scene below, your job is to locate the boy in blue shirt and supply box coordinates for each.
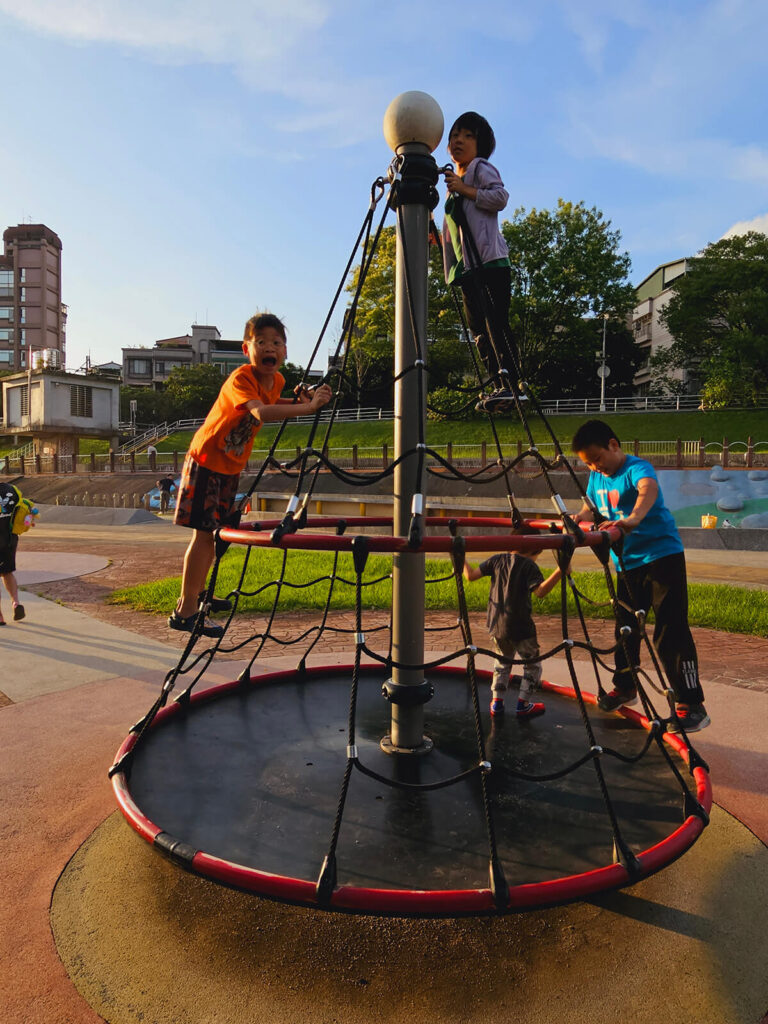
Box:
[572,420,709,733]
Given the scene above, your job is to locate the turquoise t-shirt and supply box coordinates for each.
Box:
[586,455,683,570]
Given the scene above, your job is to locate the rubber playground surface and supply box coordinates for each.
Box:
[1,517,767,1024]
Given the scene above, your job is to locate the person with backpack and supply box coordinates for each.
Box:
[0,481,35,624]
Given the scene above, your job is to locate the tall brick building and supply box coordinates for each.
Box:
[0,223,67,372]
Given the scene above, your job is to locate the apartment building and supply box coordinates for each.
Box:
[632,258,694,395]
[122,324,246,388]
[0,223,67,372]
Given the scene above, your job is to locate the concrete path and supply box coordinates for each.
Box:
[0,593,182,701]
[16,550,109,585]
[1,534,767,1024]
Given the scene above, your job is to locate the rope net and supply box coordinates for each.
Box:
[111,167,711,915]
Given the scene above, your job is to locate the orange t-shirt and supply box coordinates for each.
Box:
[188,365,285,475]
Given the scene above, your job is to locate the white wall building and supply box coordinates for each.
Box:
[632,259,696,395]
[122,324,246,389]
[0,369,120,456]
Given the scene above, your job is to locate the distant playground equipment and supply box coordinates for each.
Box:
[111,92,711,917]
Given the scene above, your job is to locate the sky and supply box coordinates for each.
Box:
[1,0,767,372]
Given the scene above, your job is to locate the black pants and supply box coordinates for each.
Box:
[460,265,515,385]
[613,551,704,705]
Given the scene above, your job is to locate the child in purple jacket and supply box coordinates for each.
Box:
[442,111,516,412]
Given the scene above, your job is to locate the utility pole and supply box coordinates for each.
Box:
[599,313,609,412]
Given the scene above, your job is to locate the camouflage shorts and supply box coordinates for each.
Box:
[173,457,240,533]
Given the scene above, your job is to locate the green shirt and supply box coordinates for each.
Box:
[444,192,510,285]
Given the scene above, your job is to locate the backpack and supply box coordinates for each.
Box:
[11,486,38,535]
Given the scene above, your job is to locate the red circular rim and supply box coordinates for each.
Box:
[112,665,711,916]
[219,517,619,554]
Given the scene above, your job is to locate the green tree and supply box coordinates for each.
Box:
[165,363,225,419]
[120,385,178,426]
[344,226,470,406]
[656,233,768,407]
[560,317,643,399]
[502,200,637,397]
[280,361,307,391]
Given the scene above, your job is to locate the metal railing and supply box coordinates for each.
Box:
[537,395,706,415]
[118,418,205,453]
[7,438,768,477]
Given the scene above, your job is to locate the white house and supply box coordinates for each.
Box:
[0,368,120,456]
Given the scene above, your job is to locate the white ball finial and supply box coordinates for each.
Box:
[383,91,444,153]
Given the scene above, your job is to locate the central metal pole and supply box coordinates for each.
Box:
[380,91,443,756]
[389,143,430,751]
[599,314,608,413]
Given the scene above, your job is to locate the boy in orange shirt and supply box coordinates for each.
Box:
[169,312,332,637]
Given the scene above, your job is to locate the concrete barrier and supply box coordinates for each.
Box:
[679,527,768,551]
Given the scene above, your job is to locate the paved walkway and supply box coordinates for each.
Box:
[1,524,767,1023]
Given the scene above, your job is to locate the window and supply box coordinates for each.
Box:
[128,358,151,375]
[19,287,26,303]
[155,361,165,374]
[0,329,11,342]
[19,384,29,414]
[19,268,26,283]
[19,330,26,346]
[70,385,93,418]
[0,351,12,363]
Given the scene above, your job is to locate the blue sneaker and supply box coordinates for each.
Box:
[516,699,545,718]
[490,696,505,716]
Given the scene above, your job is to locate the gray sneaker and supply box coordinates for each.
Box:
[597,687,638,712]
[667,704,711,734]
[475,389,520,413]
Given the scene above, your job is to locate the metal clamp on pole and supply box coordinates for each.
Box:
[388,152,440,210]
[382,678,434,707]
[408,492,424,548]
[270,495,301,543]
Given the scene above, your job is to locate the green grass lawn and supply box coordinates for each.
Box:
[109,548,768,637]
[155,408,768,456]
[41,408,766,460]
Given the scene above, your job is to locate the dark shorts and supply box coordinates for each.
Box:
[173,457,240,533]
[0,534,18,574]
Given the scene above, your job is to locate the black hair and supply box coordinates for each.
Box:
[243,312,287,343]
[571,420,621,452]
[512,523,546,556]
[448,111,496,159]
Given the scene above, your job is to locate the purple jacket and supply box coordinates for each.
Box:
[442,157,509,282]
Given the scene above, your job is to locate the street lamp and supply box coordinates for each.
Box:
[598,313,610,412]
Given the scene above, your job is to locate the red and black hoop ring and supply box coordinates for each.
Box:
[112,659,711,916]
[218,515,618,553]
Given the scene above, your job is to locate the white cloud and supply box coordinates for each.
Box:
[558,0,768,183]
[721,213,768,238]
[0,0,328,61]
[0,0,386,148]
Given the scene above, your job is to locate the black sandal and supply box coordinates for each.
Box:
[168,610,224,639]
